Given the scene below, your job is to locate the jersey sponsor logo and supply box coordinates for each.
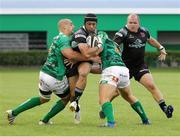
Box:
[140,32,145,37]
[112,76,119,82]
[129,34,134,39]
[45,62,55,67]
[119,74,128,77]
[75,34,86,39]
[71,41,78,48]
[129,39,145,48]
[139,69,149,72]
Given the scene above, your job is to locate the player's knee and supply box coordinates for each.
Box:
[40,97,50,104]
[146,83,156,91]
[61,95,70,106]
[78,75,87,85]
[79,71,89,77]
[78,64,91,77]
[39,89,52,103]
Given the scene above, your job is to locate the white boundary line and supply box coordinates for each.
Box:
[0,136,180,137]
[0,8,180,14]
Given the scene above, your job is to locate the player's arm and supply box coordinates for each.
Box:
[113,28,126,51]
[75,33,102,58]
[147,36,167,61]
[61,48,89,61]
[78,43,102,58]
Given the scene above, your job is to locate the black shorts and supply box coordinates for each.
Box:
[128,63,150,81]
[65,61,93,78]
[66,62,80,78]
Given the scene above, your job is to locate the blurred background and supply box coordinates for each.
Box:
[0,0,180,67]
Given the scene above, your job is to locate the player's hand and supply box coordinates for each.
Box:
[64,59,77,68]
[158,46,167,61]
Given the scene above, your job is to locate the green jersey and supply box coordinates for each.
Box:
[41,32,71,80]
[98,31,126,70]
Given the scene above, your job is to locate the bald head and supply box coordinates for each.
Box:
[127,13,139,22]
[58,19,74,36]
[127,13,140,32]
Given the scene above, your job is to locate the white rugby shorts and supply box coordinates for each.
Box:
[38,71,69,99]
[100,66,130,88]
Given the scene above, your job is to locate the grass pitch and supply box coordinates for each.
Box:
[0,67,180,136]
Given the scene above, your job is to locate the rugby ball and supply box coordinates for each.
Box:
[86,34,99,47]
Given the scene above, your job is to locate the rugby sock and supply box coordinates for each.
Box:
[131,101,148,122]
[42,100,65,123]
[12,96,41,116]
[159,99,167,112]
[74,87,83,102]
[102,102,115,123]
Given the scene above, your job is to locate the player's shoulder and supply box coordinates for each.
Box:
[54,33,69,44]
[74,27,87,39]
[115,26,128,37]
[140,27,149,34]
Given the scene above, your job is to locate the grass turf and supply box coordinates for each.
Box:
[0,67,180,136]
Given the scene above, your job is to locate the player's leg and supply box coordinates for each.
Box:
[69,75,78,102]
[138,72,174,118]
[68,75,82,124]
[73,62,91,103]
[119,85,150,124]
[99,66,121,127]
[70,62,91,112]
[6,71,52,125]
[40,91,70,124]
[99,83,116,127]
[116,66,150,124]
[68,75,79,111]
[40,76,70,124]
[99,89,120,119]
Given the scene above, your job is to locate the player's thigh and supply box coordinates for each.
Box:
[78,62,92,76]
[53,76,70,96]
[99,83,117,104]
[117,66,130,89]
[139,73,156,88]
[39,71,55,99]
[68,75,79,97]
[119,85,137,104]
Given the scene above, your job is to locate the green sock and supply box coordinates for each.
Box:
[42,100,65,123]
[102,102,115,123]
[12,96,41,116]
[131,101,148,122]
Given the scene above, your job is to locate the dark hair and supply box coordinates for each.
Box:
[84,13,97,24]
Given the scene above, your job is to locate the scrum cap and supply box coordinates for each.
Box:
[84,13,97,24]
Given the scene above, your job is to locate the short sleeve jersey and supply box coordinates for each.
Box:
[98,31,126,70]
[71,26,96,52]
[113,26,150,68]
[41,32,71,80]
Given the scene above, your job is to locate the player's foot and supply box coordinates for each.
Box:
[6,110,16,125]
[74,110,81,124]
[142,119,151,125]
[99,122,116,128]
[69,101,77,112]
[165,105,174,118]
[99,110,106,119]
[39,120,53,125]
